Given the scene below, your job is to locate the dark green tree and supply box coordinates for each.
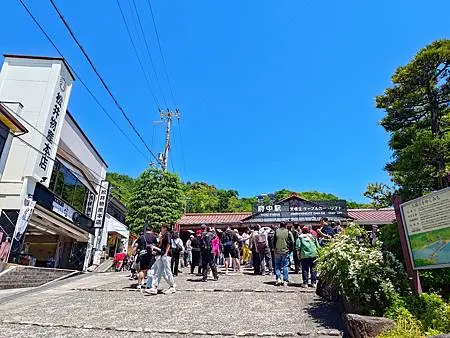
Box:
[106,172,135,205]
[376,39,450,200]
[126,168,183,233]
[363,182,394,209]
[298,191,340,201]
[228,196,257,212]
[274,189,295,200]
[183,182,219,213]
[217,189,239,212]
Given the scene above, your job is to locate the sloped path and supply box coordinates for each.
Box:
[0,268,345,337]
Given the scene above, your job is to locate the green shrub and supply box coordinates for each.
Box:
[379,223,403,261]
[420,269,450,300]
[316,223,412,316]
[384,293,450,336]
[378,307,423,338]
[407,293,450,334]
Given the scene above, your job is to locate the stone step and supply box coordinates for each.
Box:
[0,266,76,290]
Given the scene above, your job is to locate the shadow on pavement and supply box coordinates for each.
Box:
[306,298,347,336]
[262,281,310,288]
[123,283,139,289]
[186,278,206,282]
[263,281,277,286]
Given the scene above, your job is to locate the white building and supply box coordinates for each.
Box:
[0,55,108,270]
[100,196,130,258]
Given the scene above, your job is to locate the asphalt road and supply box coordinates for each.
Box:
[0,268,345,337]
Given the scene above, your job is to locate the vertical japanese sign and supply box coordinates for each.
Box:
[94,181,110,228]
[85,192,95,218]
[400,187,450,269]
[37,76,69,182]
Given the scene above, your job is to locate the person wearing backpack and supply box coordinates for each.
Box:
[222,226,240,274]
[171,232,184,276]
[297,225,320,288]
[253,225,272,275]
[273,222,295,286]
[190,231,202,275]
[200,227,219,282]
[136,226,157,289]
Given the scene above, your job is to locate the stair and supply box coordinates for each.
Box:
[0,265,77,289]
[93,259,115,273]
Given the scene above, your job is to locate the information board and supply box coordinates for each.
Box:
[400,187,450,269]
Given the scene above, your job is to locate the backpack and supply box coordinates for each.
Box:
[171,239,182,253]
[299,234,318,257]
[200,232,213,251]
[255,233,268,252]
[286,231,294,252]
[222,231,234,248]
[267,232,275,250]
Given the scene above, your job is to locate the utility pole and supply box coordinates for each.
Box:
[160,109,180,171]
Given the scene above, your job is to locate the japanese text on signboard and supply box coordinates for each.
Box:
[94,182,110,228]
[38,77,67,175]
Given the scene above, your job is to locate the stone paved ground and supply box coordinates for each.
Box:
[0,267,346,337]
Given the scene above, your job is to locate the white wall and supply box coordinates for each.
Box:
[59,113,107,189]
[0,56,73,209]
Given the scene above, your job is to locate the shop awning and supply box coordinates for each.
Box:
[31,205,90,242]
[0,102,28,133]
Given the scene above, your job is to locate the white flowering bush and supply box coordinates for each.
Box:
[316,223,411,315]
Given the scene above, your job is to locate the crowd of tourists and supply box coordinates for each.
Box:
[122,218,342,294]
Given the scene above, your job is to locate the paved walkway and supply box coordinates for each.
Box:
[0,268,345,337]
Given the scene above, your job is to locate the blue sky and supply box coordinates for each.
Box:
[2,1,449,202]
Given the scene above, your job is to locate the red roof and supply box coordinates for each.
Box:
[347,208,396,225]
[178,212,251,225]
[178,208,396,227]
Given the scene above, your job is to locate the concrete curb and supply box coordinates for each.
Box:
[0,265,16,278]
[71,287,316,294]
[39,270,81,288]
[1,319,342,337]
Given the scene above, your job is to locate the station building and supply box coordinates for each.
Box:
[177,195,396,233]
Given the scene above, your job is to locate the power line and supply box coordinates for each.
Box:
[48,0,161,165]
[17,0,151,164]
[146,0,177,107]
[10,132,105,190]
[116,0,162,109]
[5,106,107,185]
[130,0,168,109]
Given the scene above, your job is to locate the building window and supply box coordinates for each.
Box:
[0,120,9,158]
[107,203,126,224]
[48,159,89,213]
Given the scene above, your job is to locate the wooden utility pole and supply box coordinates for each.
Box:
[160,109,180,171]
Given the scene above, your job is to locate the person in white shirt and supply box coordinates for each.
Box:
[185,235,193,266]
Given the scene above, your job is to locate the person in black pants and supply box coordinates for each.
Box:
[190,231,202,275]
[292,224,301,274]
[200,227,218,282]
[171,232,183,276]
